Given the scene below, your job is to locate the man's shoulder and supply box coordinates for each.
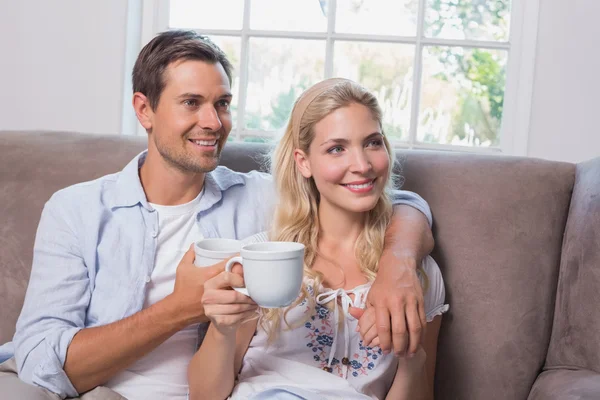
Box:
[211,166,273,191]
[46,171,121,210]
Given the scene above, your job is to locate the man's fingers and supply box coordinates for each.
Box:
[405,302,423,356]
[390,306,409,357]
[183,244,197,264]
[418,298,427,345]
[375,307,392,354]
[202,262,227,280]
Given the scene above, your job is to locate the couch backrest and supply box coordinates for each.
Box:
[545,157,600,373]
[0,131,577,399]
[395,151,575,399]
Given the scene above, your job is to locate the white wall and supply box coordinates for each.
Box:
[1,0,599,162]
[0,0,128,135]
[527,0,600,163]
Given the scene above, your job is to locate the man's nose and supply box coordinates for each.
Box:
[197,105,222,132]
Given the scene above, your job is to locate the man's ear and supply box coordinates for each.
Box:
[293,149,312,179]
[132,92,153,130]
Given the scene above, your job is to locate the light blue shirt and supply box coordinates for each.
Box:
[0,151,431,398]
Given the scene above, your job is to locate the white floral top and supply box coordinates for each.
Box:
[229,255,449,400]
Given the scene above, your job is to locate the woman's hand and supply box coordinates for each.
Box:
[202,270,258,337]
[350,307,381,348]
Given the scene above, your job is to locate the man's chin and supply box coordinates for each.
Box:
[189,157,220,174]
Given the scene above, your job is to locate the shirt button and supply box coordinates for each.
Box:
[151,230,158,238]
[145,275,151,283]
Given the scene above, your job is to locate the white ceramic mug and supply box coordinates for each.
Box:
[194,238,241,267]
[225,241,305,308]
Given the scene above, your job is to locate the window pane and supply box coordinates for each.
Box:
[333,41,415,141]
[418,46,507,147]
[250,0,328,32]
[245,38,325,131]
[336,0,418,37]
[424,0,511,41]
[169,0,244,30]
[206,36,241,129]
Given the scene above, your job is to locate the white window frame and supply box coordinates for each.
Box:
[135,0,540,156]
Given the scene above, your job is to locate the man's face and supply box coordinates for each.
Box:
[147,60,233,173]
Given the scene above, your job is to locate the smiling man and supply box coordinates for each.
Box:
[0,31,434,399]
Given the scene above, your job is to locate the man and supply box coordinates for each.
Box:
[0,30,433,399]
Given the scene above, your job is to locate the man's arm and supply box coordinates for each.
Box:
[368,189,434,357]
[64,246,221,394]
[14,197,219,397]
[63,291,193,394]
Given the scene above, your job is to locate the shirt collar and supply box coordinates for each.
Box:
[107,150,246,212]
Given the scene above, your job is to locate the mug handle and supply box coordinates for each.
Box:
[225,256,250,297]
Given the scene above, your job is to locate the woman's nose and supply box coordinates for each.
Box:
[350,150,372,174]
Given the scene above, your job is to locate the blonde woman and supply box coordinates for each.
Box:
[188,79,448,400]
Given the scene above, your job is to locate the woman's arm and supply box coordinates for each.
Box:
[188,320,257,400]
[385,316,442,400]
[188,271,259,400]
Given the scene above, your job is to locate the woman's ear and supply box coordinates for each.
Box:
[293,149,312,179]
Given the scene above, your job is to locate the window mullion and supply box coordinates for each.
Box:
[235,0,252,141]
[324,0,337,78]
[408,0,427,148]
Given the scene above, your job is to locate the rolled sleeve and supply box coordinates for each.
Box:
[13,193,91,398]
[389,189,432,227]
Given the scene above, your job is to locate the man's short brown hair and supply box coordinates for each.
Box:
[132,30,233,110]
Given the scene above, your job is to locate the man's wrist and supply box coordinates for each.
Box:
[380,249,419,272]
[158,294,199,331]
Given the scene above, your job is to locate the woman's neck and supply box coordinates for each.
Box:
[317,199,365,251]
[315,200,368,290]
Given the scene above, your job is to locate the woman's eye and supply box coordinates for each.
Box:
[367,139,383,148]
[327,146,344,154]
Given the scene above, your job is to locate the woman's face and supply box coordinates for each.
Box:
[295,102,390,214]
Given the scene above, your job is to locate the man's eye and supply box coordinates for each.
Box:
[216,100,230,109]
[183,99,198,107]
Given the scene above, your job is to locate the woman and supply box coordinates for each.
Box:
[188,78,448,400]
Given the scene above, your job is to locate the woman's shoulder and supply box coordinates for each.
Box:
[421,256,449,322]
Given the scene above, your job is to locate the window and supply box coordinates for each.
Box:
[141,0,539,155]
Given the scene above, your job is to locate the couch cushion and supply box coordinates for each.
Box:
[546,157,600,373]
[528,369,600,400]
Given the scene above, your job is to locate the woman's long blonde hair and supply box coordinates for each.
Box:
[262,79,424,338]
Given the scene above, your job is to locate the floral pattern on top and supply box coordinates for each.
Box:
[302,286,385,378]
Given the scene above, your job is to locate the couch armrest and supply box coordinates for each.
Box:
[528,369,600,400]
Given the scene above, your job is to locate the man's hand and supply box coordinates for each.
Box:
[167,244,226,326]
[367,255,426,357]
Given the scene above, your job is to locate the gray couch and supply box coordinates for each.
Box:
[0,131,599,399]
